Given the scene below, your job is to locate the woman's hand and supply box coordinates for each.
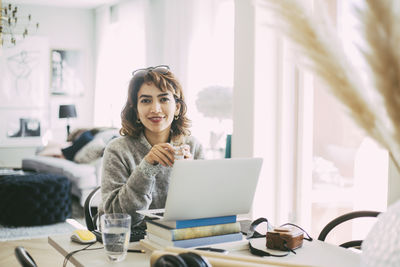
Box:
[145,143,175,167]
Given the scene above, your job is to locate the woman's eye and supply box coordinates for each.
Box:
[140,99,151,103]
[160,97,170,103]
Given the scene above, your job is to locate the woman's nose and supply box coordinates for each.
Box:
[151,101,162,112]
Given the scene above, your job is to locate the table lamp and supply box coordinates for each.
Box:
[59,104,77,137]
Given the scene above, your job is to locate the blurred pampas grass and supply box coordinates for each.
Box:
[260,0,400,171]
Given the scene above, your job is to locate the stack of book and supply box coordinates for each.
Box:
[141,215,244,249]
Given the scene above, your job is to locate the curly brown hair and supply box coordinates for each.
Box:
[120,66,191,139]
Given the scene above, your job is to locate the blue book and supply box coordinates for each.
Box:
[147,232,243,248]
[149,215,237,229]
[146,221,241,241]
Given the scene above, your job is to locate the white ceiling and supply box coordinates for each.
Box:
[5,0,117,9]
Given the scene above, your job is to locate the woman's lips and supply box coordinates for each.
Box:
[149,116,164,123]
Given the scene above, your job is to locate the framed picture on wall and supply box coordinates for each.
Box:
[50,49,84,96]
[0,36,49,108]
[0,36,49,147]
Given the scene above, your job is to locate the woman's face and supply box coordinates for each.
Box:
[137,82,180,137]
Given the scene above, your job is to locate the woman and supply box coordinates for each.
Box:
[99,65,204,227]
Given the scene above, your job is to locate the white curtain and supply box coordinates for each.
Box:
[93,0,146,127]
[145,0,196,90]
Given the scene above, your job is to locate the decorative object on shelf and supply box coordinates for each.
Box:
[262,0,400,265]
[59,104,77,137]
[7,118,40,138]
[0,3,39,47]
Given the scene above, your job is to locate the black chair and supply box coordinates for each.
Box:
[317,210,380,249]
[83,186,146,242]
[84,186,101,231]
[15,246,37,267]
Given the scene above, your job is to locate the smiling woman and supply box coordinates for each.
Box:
[98,66,205,228]
[137,84,179,145]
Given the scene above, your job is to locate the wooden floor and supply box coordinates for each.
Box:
[0,237,65,266]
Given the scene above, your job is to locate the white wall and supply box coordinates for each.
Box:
[3,5,96,141]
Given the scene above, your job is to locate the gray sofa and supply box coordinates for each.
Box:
[22,128,119,206]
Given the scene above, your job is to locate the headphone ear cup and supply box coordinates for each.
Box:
[248,217,269,238]
[178,252,211,267]
[153,254,188,267]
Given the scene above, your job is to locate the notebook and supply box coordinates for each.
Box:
[137,158,263,221]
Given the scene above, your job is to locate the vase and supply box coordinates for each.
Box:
[361,200,400,266]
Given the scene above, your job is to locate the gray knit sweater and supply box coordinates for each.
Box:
[99,133,204,227]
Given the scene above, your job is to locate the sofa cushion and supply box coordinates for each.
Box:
[37,141,70,158]
[74,137,106,164]
[67,128,90,142]
[62,131,94,160]
[94,128,120,143]
[73,129,119,164]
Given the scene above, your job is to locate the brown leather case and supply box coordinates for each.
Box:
[266,227,304,251]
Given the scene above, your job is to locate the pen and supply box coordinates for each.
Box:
[195,247,228,254]
[128,249,146,253]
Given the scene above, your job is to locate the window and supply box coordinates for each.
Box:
[301,0,388,242]
[252,0,388,240]
[186,0,234,159]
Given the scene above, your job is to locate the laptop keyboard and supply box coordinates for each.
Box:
[130,228,146,242]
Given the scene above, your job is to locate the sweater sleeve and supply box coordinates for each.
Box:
[100,140,163,226]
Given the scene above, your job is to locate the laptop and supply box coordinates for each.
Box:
[137,157,263,221]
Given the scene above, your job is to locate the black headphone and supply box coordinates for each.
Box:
[15,246,37,267]
[153,252,211,267]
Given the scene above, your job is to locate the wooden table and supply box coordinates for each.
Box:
[48,234,361,267]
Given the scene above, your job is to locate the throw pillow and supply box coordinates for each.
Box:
[73,137,106,164]
[62,131,94,161]
[94,129,120,144]
[67,128,90,142]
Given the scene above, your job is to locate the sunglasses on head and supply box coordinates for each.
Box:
[132,65,170,77]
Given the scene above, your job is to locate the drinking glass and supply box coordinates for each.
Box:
[174,145,185,160]
[100,213,131,262]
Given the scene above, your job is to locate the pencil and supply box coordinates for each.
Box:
[128,249,146,253]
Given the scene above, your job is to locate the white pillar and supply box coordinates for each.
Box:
[232,0,255,158]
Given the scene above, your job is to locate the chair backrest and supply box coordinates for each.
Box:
[84,186,101,231]
[317,210,380,249]
[15,246,37,267]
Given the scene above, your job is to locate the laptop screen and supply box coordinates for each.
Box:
[162,158,263,221]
